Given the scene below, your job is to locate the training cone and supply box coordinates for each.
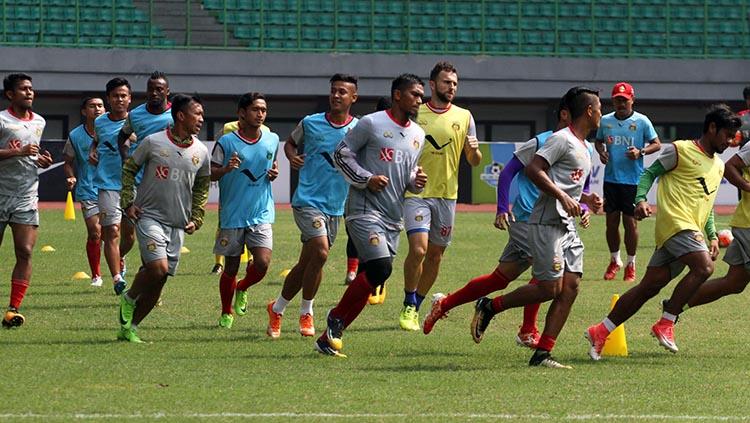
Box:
[602,294,629,357]
[41,245,56,252]
[71,271,91,280]
[279,268,291,278]
[64,191,76,221]
[240,246,249,263]
[180,246,190,253]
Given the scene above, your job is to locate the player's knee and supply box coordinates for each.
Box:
[538,280,560,299]
[15,243,33,262]
[364,258,392,286]
[311,247,329,264]
[425,248,443,264]
[252,258,270,275]
[408,242,427,259]
[146,261,169,279]
[691,261,714,281]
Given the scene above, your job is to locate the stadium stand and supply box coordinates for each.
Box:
[0,0,747,58]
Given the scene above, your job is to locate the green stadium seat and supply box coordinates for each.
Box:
[203,0,222,10]
[373,14,403,28]
[234,26,260,39]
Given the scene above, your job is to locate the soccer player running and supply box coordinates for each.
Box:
[63,97,106,287]
[423,92,599,348]
[117,94,210,343]
[0,73,50,328]
[116,71,173,278]
[316,73,427,357]
[212,93,279,329]
[266,74,359,338]
[400,61,482,331]
[89,78,132,295]
[471,87,603,369]
[586,104,740,360]
[596,82,661,282]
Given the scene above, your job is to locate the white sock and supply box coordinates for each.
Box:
[610,251,623,265]
[602,317,617,332]
[123,291,137,304]
[113,274,124,283]
[272,296,290,315]
[627,255,636,265]
[661,311,677,323]
[300,299,314,316]
[130,323,138,331]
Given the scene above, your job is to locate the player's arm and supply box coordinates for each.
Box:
[189,174,210,233]
[285,121,305,170]
[463,114,482,166]
[62,139,77,191]
[632,161,669,220]
[333,117,375,190]
[117,118,135,160]
[724,151,750,192]
[495,156,524,229]
[526,155,581,217]
[120,139,148,217]
[0,139,39,160]
[210,140,239,181]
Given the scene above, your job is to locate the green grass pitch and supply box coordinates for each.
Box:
[1,209,749,422]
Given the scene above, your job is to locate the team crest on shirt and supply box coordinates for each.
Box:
[415,215,424,222]
[192,154,200,166]
[452,122,460,131]
[693,232,704,242]
[412,139,420,149]
[606,124,612,129]
[369,233,380,246]
[629,123,637,131]
[266,152,273,160]
[383,131,393,138]
[147,241,157,252]
[159,149,170,157]
[552,256,562,272]
[34,127,43,137]
[220,238,229,247]
[312,219,323,229]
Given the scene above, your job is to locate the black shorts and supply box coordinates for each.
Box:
[603,182,636,215]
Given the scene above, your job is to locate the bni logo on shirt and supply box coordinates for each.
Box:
[379,147,394,162]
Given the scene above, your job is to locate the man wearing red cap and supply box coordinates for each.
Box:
[595,82,661,282]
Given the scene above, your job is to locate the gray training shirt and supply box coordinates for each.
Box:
[0,109,46,198]
[334,110,425,229]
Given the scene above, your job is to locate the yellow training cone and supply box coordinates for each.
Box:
[279,268,291,278]
[240,246,249,263]
[64,191,76,221]
[180,246,190,253]
[602,294,629,357]
[71,271,91,280]
[41,245,56,252]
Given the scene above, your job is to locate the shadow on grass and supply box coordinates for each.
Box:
[31,302,114,310]
[359,362,490,372]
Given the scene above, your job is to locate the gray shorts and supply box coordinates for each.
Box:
[724,227,750,271]
[214,223,273,256]
[136,217,184,276]
[403,197,457,247]
[529,223,584,281]
[499,220,532,271]
[80,199,99,220]
[648,230,709,279]
[346,217,400,262]
[293,207,340,245]
[98,190,122,227]
[0,194,38,239]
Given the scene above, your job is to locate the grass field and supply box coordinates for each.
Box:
[1,209,749,422]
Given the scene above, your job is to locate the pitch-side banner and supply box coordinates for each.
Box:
[474,141,741,207]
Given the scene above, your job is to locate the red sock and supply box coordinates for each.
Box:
[331,272,372,326]
[86,239,101,278]
[236,264,266,291]
[491,295,505,313]
[442,267,510,312]
[520,278,541,333]
[9,279,29,310]
[347,258,359,273]
[219,273,237,315]
[536,334,556,352]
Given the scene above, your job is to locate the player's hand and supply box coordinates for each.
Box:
[626,146,640,160]
[185,221,197,235]
[581,192,603,213]
[466,135,479,150]
[580,210,591,229]
[66,176,77,191]
[634,201,651,220]
[494,212,513,230]
[598,150,609,165]
[227,151,241,171]
[88,148,98,166]
[367,175,389,192]
[125,204,142,220]
[36,150,53,168]
[414,166,427,189]
[709,239,720,261]
[289,153,305,170]
[267,162,279,181]
[19,142,39,157]
[559,193,581,218]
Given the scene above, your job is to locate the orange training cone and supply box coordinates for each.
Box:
[602,294,629,357]
[64,191,76,221]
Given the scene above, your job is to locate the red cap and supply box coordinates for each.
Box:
[611,82,634,99]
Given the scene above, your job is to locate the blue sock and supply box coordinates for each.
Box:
[404,290,417,307]
[415,293,426,310]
